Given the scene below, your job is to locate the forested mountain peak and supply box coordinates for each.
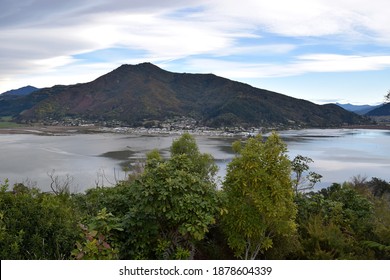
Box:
[0,63,370,128]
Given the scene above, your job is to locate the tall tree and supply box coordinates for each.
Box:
[122,133,223,259]
[295,183,376,259]
[291,155,322,194]
[0,181,79,259]
[385,89,390,103]
[221,133,297,259]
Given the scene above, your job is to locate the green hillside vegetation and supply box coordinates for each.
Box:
[0,63,370,128]
[0,116,23,128]
[0,87,54,118]
[1,133,389,260]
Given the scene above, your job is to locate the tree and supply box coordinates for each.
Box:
[170,132,218,182]
[291,155,322,194]
[72,208,122,260]
[385,89,390,103]
[295,183,376,259]
[221,133,297,259]
[348,177,390,258]
[0,181,79,259]
[121,133,223,259]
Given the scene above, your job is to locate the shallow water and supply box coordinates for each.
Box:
[280,129,390,189]
[0,129,389,192]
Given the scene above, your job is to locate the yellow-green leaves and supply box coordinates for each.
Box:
[222,133,297,259]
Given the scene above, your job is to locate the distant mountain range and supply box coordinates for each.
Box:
[335,103,381,115]
[1,63,371,128]
[0,86,41,117]
[366,103,390,116]
[1,85,39,97]
[336,103,390,117]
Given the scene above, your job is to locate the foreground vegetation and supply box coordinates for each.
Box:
[1,133,390,260]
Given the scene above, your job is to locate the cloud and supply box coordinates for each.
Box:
[214,43,297,57]
[0,0,196,27]
[295,54,390,72]
[0,1,234,77]
[1,0,390,95]
[180,53,390,80]
[205,0,390,40]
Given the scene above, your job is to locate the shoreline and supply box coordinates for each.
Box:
[0,124,389,136]
[0,125,103,135]
[341,124,390,130]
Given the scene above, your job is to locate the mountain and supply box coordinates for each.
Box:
[336,103,381,115]
[1,86,39,96]
[3,63,369,128]
[366,103,390,116]
[0,86,42,117]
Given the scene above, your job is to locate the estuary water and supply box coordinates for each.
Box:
[0,129,389,192]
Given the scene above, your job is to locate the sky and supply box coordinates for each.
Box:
[1,0,390,105]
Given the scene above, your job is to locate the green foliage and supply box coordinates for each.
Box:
[295,183,377,259]
[72,183,134,218]
[0,116,23,128]
[170,133,218,181]
[370,198,390,258]
[348,177,390,258]
[0,182,79,259]
[367,177,390,198]
[291,155,322,194]
[72,208,122,260]
[300,214,352,259]
[362,240,390,252]
[2,132,390,260]
[222,133,298,259]
[170,133,199,157]
[120,133,223,259]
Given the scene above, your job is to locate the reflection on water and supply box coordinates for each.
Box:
[0,129,389,192]
[279,129,390,189]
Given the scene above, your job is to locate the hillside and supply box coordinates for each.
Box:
[1,86,39,97]
[0,86,42,117]
[4,63,369,128]
[366,103,390,116]
[336,103,380,115]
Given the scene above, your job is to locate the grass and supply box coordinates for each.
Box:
[0,116,23,128]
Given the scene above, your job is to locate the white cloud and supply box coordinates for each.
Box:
[1,0,390,97]
[214,44,297,57]
[295,54,390,72]
[0,2,237,80]
[205,0,390,40]
[182,54,390,80]
[33,56,77,70]
[109,14,234,58]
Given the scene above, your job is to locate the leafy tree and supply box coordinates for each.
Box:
[120,133,223,259]
[72,183,135,218]
[291,155,322,194]
[170,133,218,182]
[348,177,390,258]
[364,196,390,258]
[72,208,123,260]
[385,89,390,103]
[367,177,390,198]
[0,181,79,259]
[221,133,298,259]
[295,183,376,259]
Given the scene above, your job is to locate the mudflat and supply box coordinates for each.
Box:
[0,125,102,135]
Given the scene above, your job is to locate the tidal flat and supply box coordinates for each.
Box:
[1,127,389,192]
